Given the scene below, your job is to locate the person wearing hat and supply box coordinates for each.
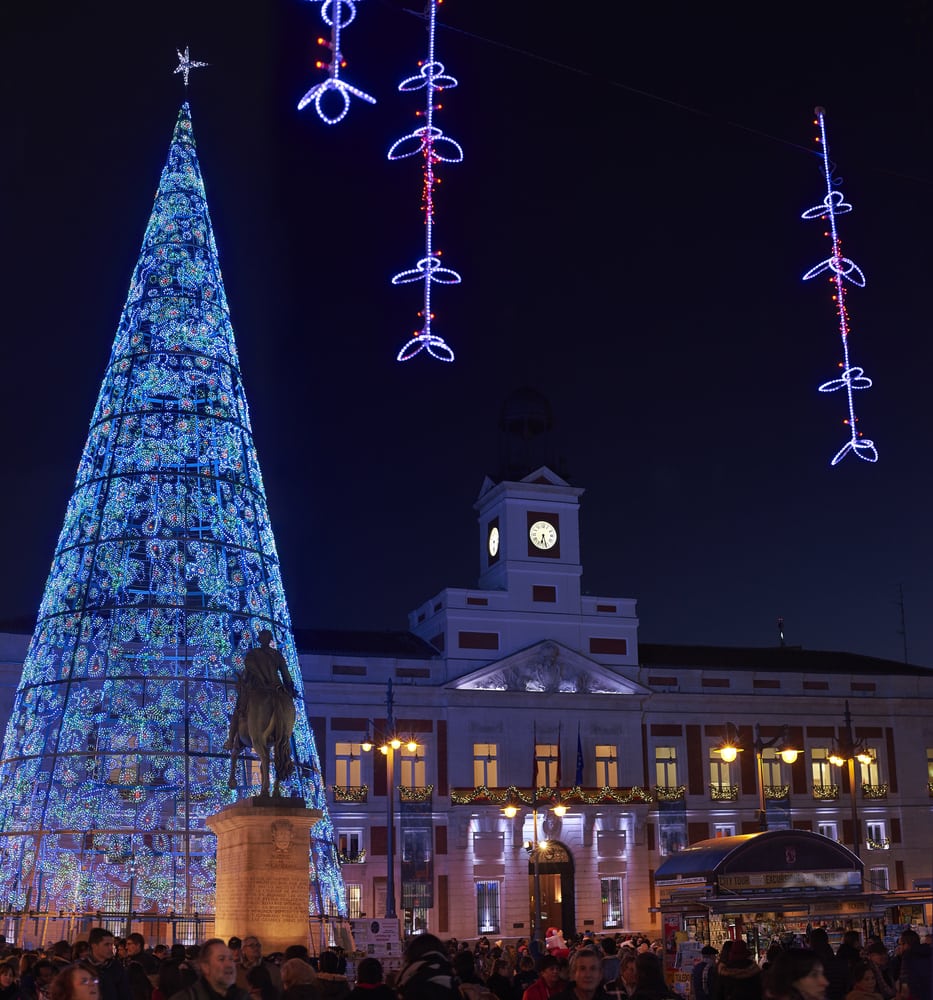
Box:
[691,949,718,1000]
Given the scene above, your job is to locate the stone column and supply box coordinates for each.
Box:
[207,798,323,953]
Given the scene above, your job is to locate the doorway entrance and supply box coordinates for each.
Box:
[528,840,575,937]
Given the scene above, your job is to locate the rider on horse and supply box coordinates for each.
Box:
[224,629,297,751]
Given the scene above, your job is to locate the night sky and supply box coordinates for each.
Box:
[4,2,933,666]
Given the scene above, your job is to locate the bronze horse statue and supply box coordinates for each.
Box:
[226,630,297,798]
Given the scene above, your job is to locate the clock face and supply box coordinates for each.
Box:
[488,525,500,557]
[529,519,558,550]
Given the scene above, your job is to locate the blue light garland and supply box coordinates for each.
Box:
[0,103,346,919]
[297,0,376,125]
[389,0,461,362]
[801,107,877,466]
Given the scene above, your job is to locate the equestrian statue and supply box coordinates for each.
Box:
[226,629,297,797]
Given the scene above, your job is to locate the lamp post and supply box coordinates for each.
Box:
[716,723,798,831]
[824,701,873,860]
[503,778,564,947]
[361,679,420,920]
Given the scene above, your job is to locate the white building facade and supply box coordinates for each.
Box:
[298,466,933,940]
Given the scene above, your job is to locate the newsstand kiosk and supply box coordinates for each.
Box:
[655,830,878,996]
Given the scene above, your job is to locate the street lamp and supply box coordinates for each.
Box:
[501,779,564,947]
[716,722,799,831]
[822,701,873,859]
[360,679,420,920]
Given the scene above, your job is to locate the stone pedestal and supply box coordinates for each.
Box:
[207,797,323,953]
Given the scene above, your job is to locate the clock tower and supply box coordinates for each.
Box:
[475,467,583,609]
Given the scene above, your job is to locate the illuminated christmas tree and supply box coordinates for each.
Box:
[0,103,346,920]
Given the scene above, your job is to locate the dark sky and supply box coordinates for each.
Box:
[4,2,933,666]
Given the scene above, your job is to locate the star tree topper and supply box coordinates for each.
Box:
[175,46,208,87]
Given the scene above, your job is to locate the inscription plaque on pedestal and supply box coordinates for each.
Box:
[207,797,323,953]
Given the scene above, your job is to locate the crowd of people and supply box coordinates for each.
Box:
[0,926,927,1000]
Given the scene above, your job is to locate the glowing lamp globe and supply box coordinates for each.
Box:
[780,748,799,764]
[719,746,739,763]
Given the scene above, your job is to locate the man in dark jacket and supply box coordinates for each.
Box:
[169,939,249,1000]
[691,948,718,1000]
[897,931,932,1000]
[88,929,132,1000]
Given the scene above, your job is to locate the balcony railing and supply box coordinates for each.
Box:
[866,838,890,851]
[655,784,686,802]
[812,784,839,800]
[709,784,738,801]
[862,783,888,800]
[332,784,368,803]
[764,784,790,800]
[929,781,933,797]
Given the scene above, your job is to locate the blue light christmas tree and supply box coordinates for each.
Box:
[0,103,346,919]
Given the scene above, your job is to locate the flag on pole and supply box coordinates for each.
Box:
[532,720,538,792]
[556,721,562,790]
[574,722,584,786]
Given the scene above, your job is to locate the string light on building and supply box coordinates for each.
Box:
[297,0,376,125]
[801,107,877,466]
[389,0,462,362]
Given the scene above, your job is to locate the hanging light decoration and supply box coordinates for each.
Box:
[389,0,462,362]
[297,0,376,125]
[801,107,877,466]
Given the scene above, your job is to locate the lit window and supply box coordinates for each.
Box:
[476,880,500,934]
[817,821,838,841]
[867,867,889,890]
[866,820,888,849]
[338,831,362,861]
[709,750,732,792]
[595,745,618,787]
[400,744,426,788]
[535,744,559,787]
[659,823,686,856]
[600,876,623,927]
[344,883,363,918]
[811,748,834,788]
[760,748,785,787]
[927,748,933,783]
[473,744,498,787]
[859,750,880,788]
[655,747,678,788]
[713,823,736,838]
[335,742,362,786]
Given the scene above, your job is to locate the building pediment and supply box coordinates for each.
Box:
[451,640,648,695]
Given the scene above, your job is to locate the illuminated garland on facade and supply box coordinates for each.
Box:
[389,0,462,362]
[802,107,877,466]
[450,785,654,806]
[0,103,346,919]
[297,0,376,125]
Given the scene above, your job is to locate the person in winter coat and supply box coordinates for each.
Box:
[347,959,394,1000]
[896,931,932,1000]
[691,948,718,1000]
[714,941,761,1000]
[397,935,458,1000]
